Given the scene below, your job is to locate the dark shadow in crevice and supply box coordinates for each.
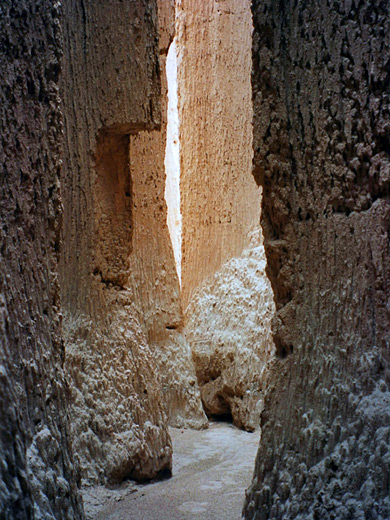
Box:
[207,411,234,424]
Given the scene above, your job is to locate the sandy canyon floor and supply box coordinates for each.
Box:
[83,422,260,520]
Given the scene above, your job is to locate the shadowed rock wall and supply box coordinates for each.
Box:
[245,1,390,518]
[60,0,173,485]
[0,1,83,518]
[176,0,261,307]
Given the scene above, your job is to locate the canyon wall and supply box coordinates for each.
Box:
[176,0,261,307]
[60,0,175,486]
[176,0,274,432]
[127,1,207,430]
[0,1,83,518]
[60,0,205,488]
[1,0,206,513]
[245,1,390,518]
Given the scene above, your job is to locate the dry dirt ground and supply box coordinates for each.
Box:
[83,422,260,520]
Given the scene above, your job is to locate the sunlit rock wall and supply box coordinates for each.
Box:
[185,229,275,432]
[128,0,207,431]
[0,2,83,518]
[245,1,390,518]
[176,0,261,307]
[60,0,173,486]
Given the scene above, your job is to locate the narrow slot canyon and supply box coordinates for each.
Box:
[80,1,275,516]
[1,1,390,520]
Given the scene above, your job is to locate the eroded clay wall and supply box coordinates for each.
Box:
[0,2,83,517]
[60,0,173,485]
[177,0,261,306]
[245,1,390,518]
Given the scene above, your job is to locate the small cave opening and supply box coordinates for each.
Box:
[204,393,235,424]
[209,411,234,424]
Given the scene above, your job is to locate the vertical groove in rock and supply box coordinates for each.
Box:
[94,131,132,288]
[246,1,390,518]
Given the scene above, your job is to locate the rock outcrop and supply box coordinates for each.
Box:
[1,0,207,511]
[176,0,261,307]
[0,1,83,517]
[245,1,390,518]
[185,229,275,431]
[175,0,273,434]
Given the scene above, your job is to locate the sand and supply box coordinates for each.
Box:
[83,422,260,520]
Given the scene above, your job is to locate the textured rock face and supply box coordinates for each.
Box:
[185,229,275,431]
[60,0,205,487]
[128,119,207,429]
[60,0,172,486]
[0,2,83,518]
[176,0,261,307]
[245,1,390,518]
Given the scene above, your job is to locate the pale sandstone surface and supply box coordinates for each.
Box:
[185,229,275,432]
[177,0,261,307]
[60,0,175,486]
[83,423,259,520]
[63,304,171,486]
[127,130,207,427]
[245,1,390,518]
[0,1,83,518]
[128,121,207,431]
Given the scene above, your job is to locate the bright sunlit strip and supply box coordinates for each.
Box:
[164,38,182,285]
